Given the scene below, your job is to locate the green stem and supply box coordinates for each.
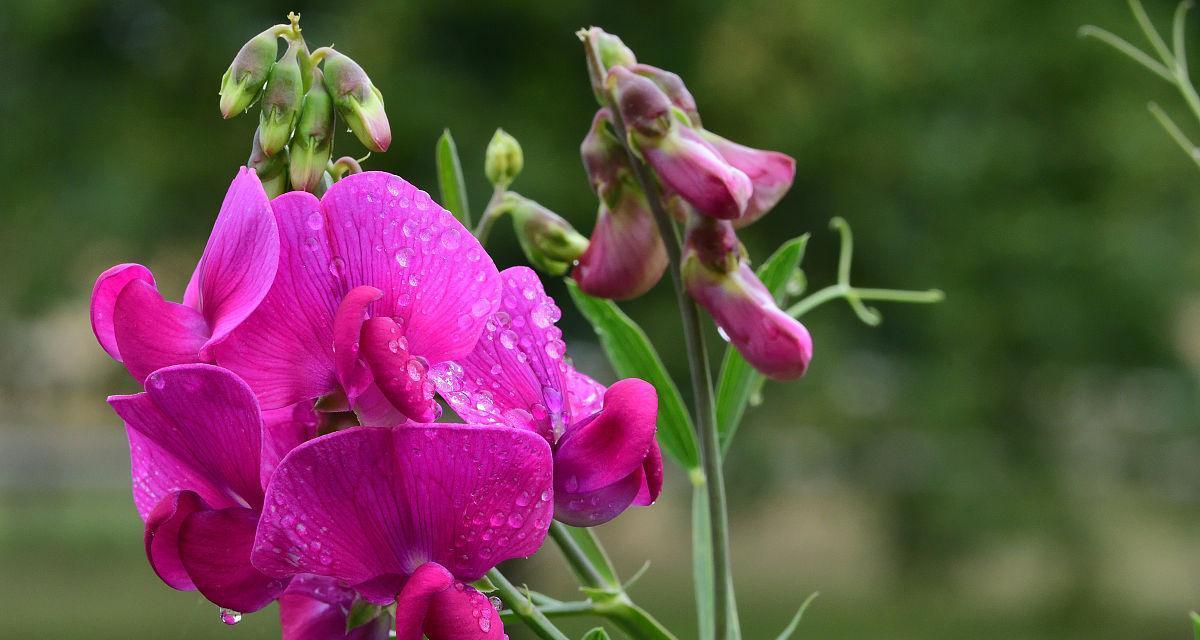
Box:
[581,32,735,640]
[473,186,508,243]
[487,568,571,640]
[499,601,597,622]
[549,522,613,589]
[785,284,945,320]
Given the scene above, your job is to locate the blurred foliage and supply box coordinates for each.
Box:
[4,1,1200,639]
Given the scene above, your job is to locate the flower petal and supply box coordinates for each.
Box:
[554,467,644,527]
[320,172,501,363]
[144,489,209,591]
[700,129,795,226]
[554,378,658,495]
[279,575,392,640]
[179,506,288,612]
[253,425,554,596]
[260,403,321,489]
[433,267,569,441]
[633,440,663,506]
[573,193,667,300]
[392,562,452,640]
[112,279,209,383]
[351,383,412,427]
[565,365,607,419]
[393,562,505,640]
[643,127,752,220]
[360,316,439,423]
[194,167,280,356]
[90,263,155,361]
[213,191,342,410]
[333,285,383,399]
[108,364,265,512]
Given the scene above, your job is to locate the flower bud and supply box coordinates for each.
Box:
[699,129,796,226]
[505,194,589,276]
[587,27,637,69]
[682,217,812,380]
[607,66,673,137]
[485,129,524,188]
[219,28,279,119]
[247,130,288,198]
[257,41,304,157]
[631,64,700,126]
[646,125,753,220]
[580,109,627,199]
[289,68,336,193]
[573,186,667,300]
[322,49,391,153]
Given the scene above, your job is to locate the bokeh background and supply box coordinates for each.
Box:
[4,1,1200,638]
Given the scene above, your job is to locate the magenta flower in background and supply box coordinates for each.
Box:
[107,364,309,613]
[90,168,279,383]
[431,266,663,526]
[252,424,554,639]
[212,171,501,425]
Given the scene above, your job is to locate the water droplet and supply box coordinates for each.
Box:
[507,513,525,527]
[473,391,495,412]
[219,608,242,625]
[716,326,731,342]
[394,247,414,267]
[531,302,560,328]
[306,212,324,230]
[499,330,518,350]
[329,257,346,277]
[387,183,401,197]
[544,340,565,360]
[471,298,491,318]
[149,375,166,390]
[490,595,503,611]
[565,475,579,492]
[439,228,461,250]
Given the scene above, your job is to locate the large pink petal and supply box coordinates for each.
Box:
[280,575,392,640]
[144,490,209,591]
[260,403,321,489]
[108,364,265,511]
[554,379,658,495]
[360,316,440,423]
[393,563,505,640]
[213,191,342,409]
[253,425,553,600]
[573,193,667,300]
[432,267,569,441]
[112,280,209,383]
[194,167,280,356]
[179,507,288,613]
[90,263,155,361]
[320,172,501,363]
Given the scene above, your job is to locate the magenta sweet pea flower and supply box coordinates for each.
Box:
[107,363,301,614]
[279,575,392,640]
[251,424,554,639]
[431,266,663,526]
[90,168,279,383]
[212,171,501,425]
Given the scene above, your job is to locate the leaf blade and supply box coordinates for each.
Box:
[436,129,471,227]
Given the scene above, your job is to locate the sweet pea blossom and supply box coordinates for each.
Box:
[252,424,555,640]
[279,575,391,640]
[107,364,312,613]
[431,267,663,526]
[213,171,501,425]
[90,168,278,383]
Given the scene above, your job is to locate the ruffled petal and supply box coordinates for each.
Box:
[320,172,501,363]
[143,490,209,591]
[360,316,439,423]
[179,506,288,612]
[572,192,667,300]
[554,379,658,495]
[108,364,265,512]
[280,575,392,640]
[253,425,554,597]
[433,267,569,441]
[112,279,209,383]
[213,191,342,410]
[194,167,280,356]
[90,263,155,361]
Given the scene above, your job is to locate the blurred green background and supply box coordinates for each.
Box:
[4,1,1200,638]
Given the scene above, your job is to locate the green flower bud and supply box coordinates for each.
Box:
[485,129,523,188]
[289,68,336,193]
[257,41,304,157]
[506,193,589,276]
[247,128,288,198]
[219,28,279,119]
[322,49,391,152]
[591,27,637,69]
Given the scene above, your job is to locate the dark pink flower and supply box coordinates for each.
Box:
[682,218,813,380]
[431,267,663,526]
[90,168,279,383]
[107,364,304,613]
[212,171,501,425]
[698,129,796,227]
[251,423,554,639]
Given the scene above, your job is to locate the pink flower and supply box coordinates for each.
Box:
[431,267,663,526]
[251,423,554,639]
[682,218,812,380]
[107,364,312,613]
[698,129,796,227]
[90,168,279,383]
[212,171,501,425]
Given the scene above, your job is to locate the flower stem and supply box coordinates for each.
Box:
[580,31,736,640]
[549,522,613,589]
[473,186,508,243]
[487,568,571,640]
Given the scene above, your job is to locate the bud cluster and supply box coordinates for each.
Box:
[218,13,391,196]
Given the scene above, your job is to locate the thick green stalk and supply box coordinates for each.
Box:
[487,568,571,640]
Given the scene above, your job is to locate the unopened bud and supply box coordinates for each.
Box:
[322,49,391,152]
[257,41,304,156]
[247,130,288,198]
[607,66,673,137]
[289,68,336,192]
[219,28,279,119]
[632,64,700,126]
[505,193,589,276]
[580,109,627,200]
[588,27,637,69]
[485,129,524,188]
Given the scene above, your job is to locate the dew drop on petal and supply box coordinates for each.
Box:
[306,212,324,230]
[219,608,242,625]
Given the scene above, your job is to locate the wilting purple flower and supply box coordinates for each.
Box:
[608,66,751,220]
[90,168,279,383]
[431,267,663,526]
[252,424,554,639]
[107,364,309,613]
[212,171,501,425]
[682,217,812,380]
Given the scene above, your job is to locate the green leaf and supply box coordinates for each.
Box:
[1192,611,1200,640]
[715,235,809,455]
[581,627,612,640]
[691,473,715,640]
[345,599,383,633]
[471,575,497,593]
[436,129,471,227]
[566,280,700,470]
[775,592,819,640]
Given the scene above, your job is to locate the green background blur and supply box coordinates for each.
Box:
[4,1,1200,638]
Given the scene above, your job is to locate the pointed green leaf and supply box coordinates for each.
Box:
[775,592,819,640]
[345,599,383,633]
[566,280,699,470]
[436,129,471,226]
[1192,611,1200,640]
[716,235,809,455]
[471,575,497,593]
